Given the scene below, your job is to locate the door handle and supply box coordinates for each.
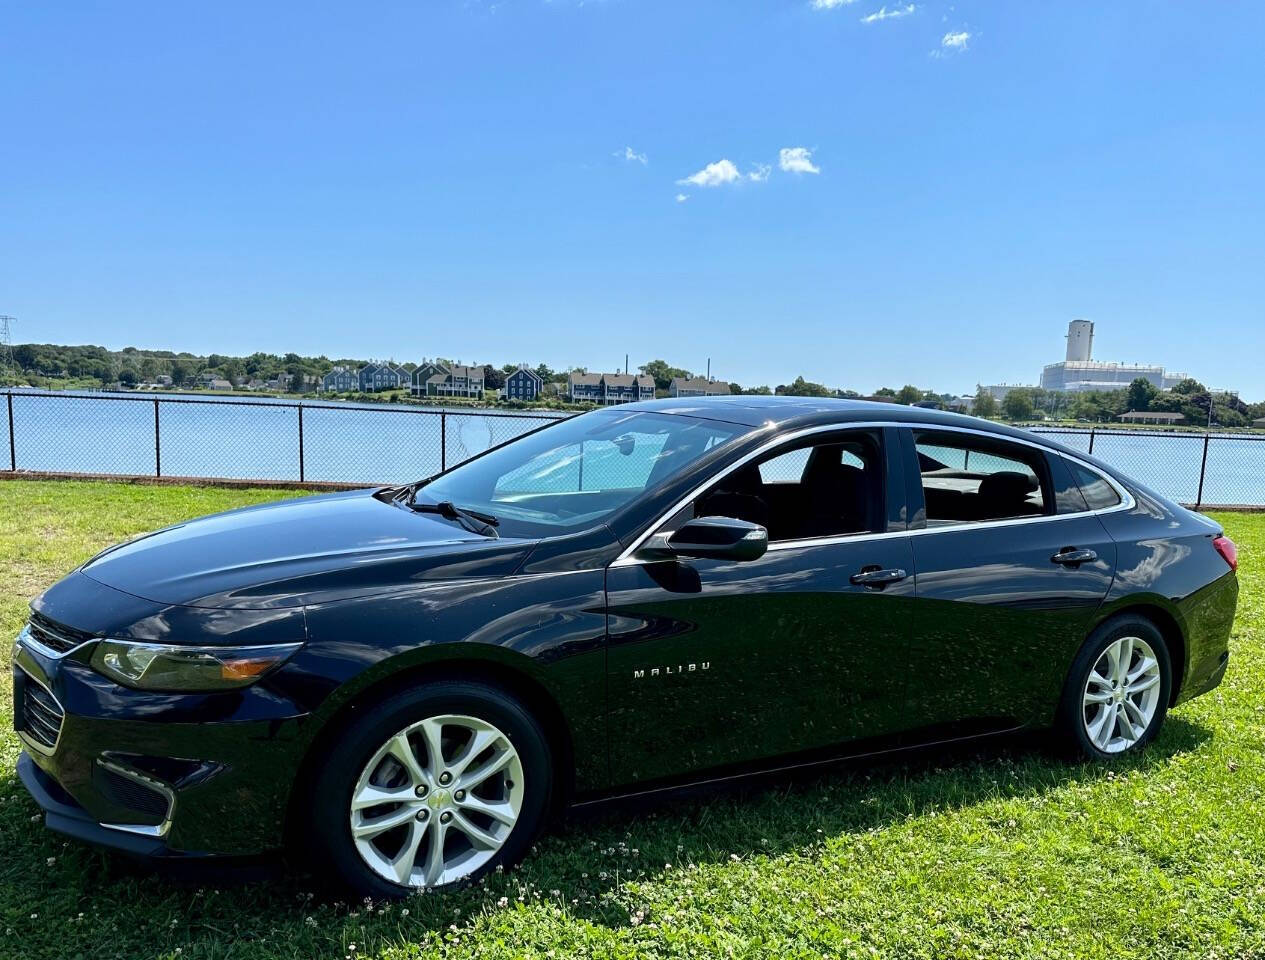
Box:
[850,567,908,588]
[1051,547,1097,566]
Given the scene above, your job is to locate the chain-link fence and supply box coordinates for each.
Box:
[1,391,566,486]
[1029,427,1265,508]
[2,392,1263,508]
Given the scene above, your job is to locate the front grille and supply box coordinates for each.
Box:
[17,669,65,751]
[26,613,94,656]
[93,763,171,822]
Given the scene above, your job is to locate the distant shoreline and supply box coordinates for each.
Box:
[2,384,1262,435]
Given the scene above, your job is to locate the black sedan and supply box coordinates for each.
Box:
[14,397,1238,896]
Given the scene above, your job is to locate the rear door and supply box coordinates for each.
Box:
[900,428,1117,733]
[604,426,917,788]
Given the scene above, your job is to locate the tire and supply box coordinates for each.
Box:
[308,679,552,898]
[1056,614,1172,760]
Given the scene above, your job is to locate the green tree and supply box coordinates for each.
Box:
[117,368,139,387]
[638,359,692,391]
[973,387,998,418]
[896,384,923,405]
[13,344,39,370]
[1171,377,1206,396]
[1126,377,1159,412]
[287,364,308,393]
[778,376,830,397]
[874,386,897,398]
[483,364,506,390]
[1001,388,1035,421]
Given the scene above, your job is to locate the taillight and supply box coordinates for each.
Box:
[1213,535,1238,572]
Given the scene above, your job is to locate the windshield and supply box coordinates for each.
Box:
[418,410,747,537]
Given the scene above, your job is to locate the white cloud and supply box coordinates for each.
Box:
[747,163,772,183]
[940,30,970,49]
[778,147,820,175]
[675,193,689,203]
[860,3,914,23]
[810,0,857,8]
[616,146,647,165]
[677,158,741,188]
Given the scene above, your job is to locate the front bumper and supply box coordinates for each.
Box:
[17,752,175,858]
[13,629,313,858]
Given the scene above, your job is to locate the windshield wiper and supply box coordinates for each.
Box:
[375,475,436,504]
[408,500,500,538]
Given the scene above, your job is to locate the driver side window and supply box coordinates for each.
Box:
[694,431,884,543]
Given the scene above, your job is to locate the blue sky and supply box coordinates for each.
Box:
[2,1,1262,398]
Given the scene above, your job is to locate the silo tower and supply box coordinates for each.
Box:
[1065,319,1094,362]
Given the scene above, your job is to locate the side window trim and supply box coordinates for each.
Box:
[1063,456,1125,511]
[1049,452,1091,515]
[612,421,1134,566]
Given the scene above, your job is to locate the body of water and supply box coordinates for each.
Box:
[1,391,1262,506]
[0,390,564,487]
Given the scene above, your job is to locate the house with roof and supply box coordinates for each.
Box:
[1117,411,1186,425]
[196,373,233,390]
[567,372,604,404]
[321,366,360,392]
[602,373,656,404]
[419,364,485,399]
[568,371,655,405]
[359,362,408,392]
[504,366,544,401]
[410,361,450,396]
[669,377,731,398]
[196,372,229,389]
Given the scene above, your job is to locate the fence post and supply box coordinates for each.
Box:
[153,397,162,478]
[440,411,447,472]
[1195,433,1210,510]
[297,404,305,483]
[1088,428,1096,455]
[7,393,15,471]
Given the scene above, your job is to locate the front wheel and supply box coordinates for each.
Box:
[1056,615,1172,759]
[308,680,552,898]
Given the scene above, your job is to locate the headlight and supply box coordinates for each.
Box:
[90,640,304,692]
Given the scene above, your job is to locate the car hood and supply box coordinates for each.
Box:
[79,489,535,609]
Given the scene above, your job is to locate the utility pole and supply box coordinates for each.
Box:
[0,315,14,376]
[706,358,711,381]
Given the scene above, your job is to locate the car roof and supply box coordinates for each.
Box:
[615,395,1098,461]
[625,395,1004,431]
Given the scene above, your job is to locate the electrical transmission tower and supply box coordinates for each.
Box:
[0,316,14,375]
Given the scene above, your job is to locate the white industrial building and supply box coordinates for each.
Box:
[1038,320,1193,393]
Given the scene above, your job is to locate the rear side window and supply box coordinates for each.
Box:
[915,434,1048,525]
[1067,461,1123,510]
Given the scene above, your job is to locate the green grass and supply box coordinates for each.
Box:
[0,478,1261,960]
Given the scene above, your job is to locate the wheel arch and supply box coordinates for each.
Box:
[1091,601,1187,705]
[284,652,578,847]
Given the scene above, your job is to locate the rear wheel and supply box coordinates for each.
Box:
[1057,614,1172,759]
[309,680,552,897]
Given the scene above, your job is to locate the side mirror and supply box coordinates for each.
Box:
[643,516,768,563]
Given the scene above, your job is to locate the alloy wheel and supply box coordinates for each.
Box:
[349,714,525,888]
[1081,635,1162,754]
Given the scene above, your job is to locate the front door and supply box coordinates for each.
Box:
[605,427,917,788]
